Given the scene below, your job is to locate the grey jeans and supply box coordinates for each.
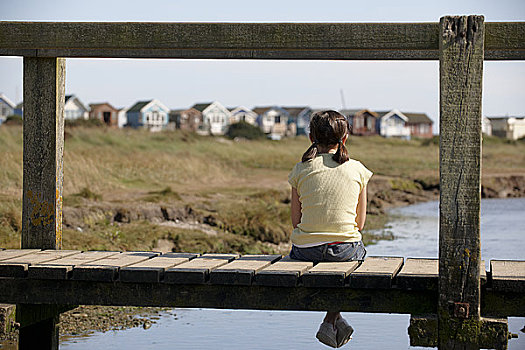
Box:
[289,241,366,264]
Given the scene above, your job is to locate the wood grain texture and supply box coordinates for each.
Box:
[0,22,438,60]
[22,57,65,250]
[491,260,525,292]
[397,258,439,291]
[0,250,80,278]
[439,15,484,321]
[120,253,198,283]
[438,15,485,350]
[0,21,522,60]
[349,257,403,289]
[0,278,521,317]
[210,258,279,286]
[164,258,230,284]
[302,261,360,287]
[0,278,438,315]
[27,251,120,280]
[71,252,158,281]
[0,249,41,261]
[397,259,488,291]
[255,257,313,287]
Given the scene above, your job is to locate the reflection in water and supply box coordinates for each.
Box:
[55,198,525,349]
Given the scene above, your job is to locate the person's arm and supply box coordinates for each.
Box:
[291,187,302,229]
[355,185,368,231]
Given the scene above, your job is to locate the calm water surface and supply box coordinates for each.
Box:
[61,198,525,350]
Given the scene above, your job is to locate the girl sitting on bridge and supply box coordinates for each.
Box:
[288,110,372,348]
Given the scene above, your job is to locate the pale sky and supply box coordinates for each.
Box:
[1,0,524,124]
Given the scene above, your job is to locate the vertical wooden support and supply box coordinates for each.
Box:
[19,57,65,350]
[18,315,59,349]
[438,15,484,349]
[22,57,65,250]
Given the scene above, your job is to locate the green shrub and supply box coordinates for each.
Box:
[226,121,265,140]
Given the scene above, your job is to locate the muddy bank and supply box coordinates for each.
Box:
[61,174,525,243]
[59,305,170,339]
[0,305,172,347]
[367,174,525,214]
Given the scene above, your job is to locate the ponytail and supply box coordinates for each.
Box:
[301,141,318,163]
[332,139,349,164]
[302,110,350,164]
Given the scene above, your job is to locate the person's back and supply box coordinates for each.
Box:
[289,154,371,246]
[287,110,372,348]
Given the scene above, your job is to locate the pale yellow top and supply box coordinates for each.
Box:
[288,154,373,246]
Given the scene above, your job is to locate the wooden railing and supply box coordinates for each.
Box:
[0,21,524,60]
[1,16,524,350]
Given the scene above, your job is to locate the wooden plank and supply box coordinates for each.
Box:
[164,257,231,284]
[255,256,313,287]
[27,251,120,280]
[0,280,520,318]
[484,22,525,59]
[200,253,239,261]
[120,252,199,283]
[349,257,403,289]
[21,57,66,250]
[396,258,438,291]
[71,252,158,282]
[237,254,282,262]
[209,255,282,285]
[302,261,360,287]
[0,250,80,278]
[0,22,439,60]
[0,22,522,60]
[0,278,439,315]
[397,259,488,290]
[0,249,41,261]
[491,260,525,292]
[438,15,485,349]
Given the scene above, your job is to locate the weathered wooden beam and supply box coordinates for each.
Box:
[22,57,65,250]
[0,278,521,317]
[20,57,65,350]
[16,304,76,350]
[16,304,76,328]
[0,304,17,339]
[439,15,485,349]
[18,314,59,350]
[0,22,522,60]
[0,278,437,315]
[408,315,509,349]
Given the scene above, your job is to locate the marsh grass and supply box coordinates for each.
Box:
[143,186,182,202]
[1,126,524,252]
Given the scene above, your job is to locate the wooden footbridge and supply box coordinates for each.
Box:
[1,15,524,349]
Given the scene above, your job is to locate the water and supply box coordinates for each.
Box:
[61,198,525,349]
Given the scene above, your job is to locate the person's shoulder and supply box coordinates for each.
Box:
[344,158,372,172]
[345,158,365,167]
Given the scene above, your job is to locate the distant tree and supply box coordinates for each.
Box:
[226,121,265,140]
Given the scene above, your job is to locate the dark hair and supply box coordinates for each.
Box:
[301,110,350,164]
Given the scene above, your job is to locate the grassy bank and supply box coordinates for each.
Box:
[1,125,524,253]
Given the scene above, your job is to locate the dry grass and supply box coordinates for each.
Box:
[1,126,524,252]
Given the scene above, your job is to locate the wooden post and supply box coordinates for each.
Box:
[22,57,65,249]
[19,57,65,350]
[438,15,484,349]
